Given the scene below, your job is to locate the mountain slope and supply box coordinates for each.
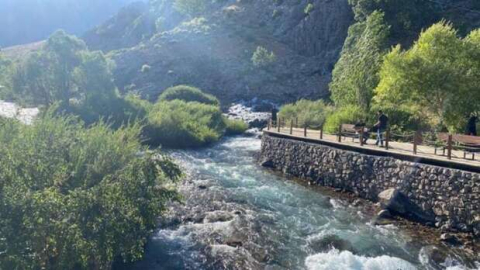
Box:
[84,0,480,105]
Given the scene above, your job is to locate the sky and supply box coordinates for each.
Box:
[0,0,144,47]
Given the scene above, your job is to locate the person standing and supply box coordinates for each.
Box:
[374,110,388,147]
[467,115,478,136]
[271,106,278,125]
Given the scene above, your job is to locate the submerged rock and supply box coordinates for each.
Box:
[308,234,356,253]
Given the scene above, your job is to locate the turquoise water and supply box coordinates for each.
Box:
[120,136,477,270]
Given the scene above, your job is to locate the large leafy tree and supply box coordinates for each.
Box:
[375,22,480,131]
[12,30,87,105]
[330,11,390,110]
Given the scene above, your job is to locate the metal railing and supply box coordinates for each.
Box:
[266,118,479,162]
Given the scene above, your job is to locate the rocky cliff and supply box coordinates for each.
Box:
[86,0,353,104]
[83,0,480,105]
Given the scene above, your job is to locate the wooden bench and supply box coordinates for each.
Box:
[341,124,359,142]
[435,133,480,160]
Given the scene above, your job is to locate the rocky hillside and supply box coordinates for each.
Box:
[84,0,480,105]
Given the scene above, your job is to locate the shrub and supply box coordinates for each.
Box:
[304,3,314,14]
[146,100,226,148]
[324,105,366,133]
[225,118,248,135]
[0,113,182,269]
[251,46,276,68]
[279,99,332,129]
[158,85,219,106]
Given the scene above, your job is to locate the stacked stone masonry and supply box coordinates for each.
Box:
[260,134,480,236]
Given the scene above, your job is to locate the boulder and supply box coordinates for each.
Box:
[260,158,274,168]
[377,188,435,223]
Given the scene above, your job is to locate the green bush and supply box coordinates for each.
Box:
[146,100,226,148]
[279,99,332,129]
[225,118,248,135]
[0,113,182,269]
[324,105,366,133]
[158,85,219,106]
[304,3,314,14]
[251,46,276,68]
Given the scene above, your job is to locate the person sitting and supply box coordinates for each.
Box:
[354,122,370,144]
[374,110,388,147]
[466,114,478,136]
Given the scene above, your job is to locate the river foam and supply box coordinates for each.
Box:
[305,249,416,270]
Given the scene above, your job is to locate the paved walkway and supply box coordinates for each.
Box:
[266,127,480,169]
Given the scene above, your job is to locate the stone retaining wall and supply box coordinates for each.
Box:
[260,133,480,236]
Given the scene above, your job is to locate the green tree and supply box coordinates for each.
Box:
[330,11,390,110]
[251,46,276,68]
[348,0,437,44]
[375,22,480,131]
[12,30,86,105]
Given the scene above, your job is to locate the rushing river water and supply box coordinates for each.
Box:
[119,135,478,270]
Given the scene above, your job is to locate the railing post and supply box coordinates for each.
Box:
[338,124,342,143]
[360,129,364,146]
[290,119,293,135]
[320,125,324,140]
[304,125,307,137]
[447,134,453,160]
[277,118,281,133]
[413,131,418,154]
[295,117,298,128]
[385,129,390,150]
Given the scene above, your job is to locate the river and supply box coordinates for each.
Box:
[117,135,477,270]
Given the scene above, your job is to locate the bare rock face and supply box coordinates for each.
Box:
[87,0,353,104]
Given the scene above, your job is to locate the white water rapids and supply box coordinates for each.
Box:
[117,135,478,270]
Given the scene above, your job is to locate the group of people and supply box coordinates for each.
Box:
[353,110,389,147]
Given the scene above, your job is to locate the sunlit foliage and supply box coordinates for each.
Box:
[330,11,389,111]
[0,112,182,269]
[158,85,219,106]
[375,22,480,132]
[279,99,333,128]
[251,46,277,68]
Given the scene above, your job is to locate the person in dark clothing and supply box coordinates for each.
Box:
[354,121,370,144]
[374,110,388,146]
[271,107,278,125]
[467,115,478,136]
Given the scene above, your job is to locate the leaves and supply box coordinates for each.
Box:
[375,22,480,132]
[0,113,181,269]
